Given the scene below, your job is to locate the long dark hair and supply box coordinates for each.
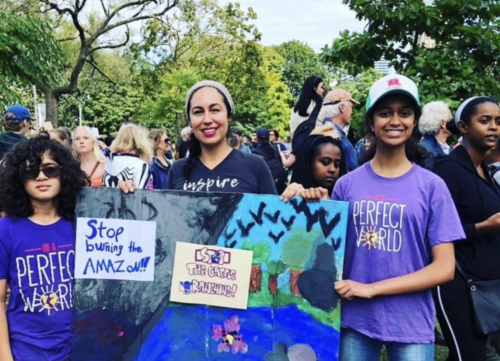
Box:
[363,98,429,168]
[183,87,233,180]
[0,136,88,219]
[291,135,347,190]
[293,76,323,117]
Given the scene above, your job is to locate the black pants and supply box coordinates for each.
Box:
[433,269,488,361]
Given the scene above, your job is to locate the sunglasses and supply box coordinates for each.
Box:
[23,165,62,181]
[164,138,171,144]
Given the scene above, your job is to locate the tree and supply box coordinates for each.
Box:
[133,0,293,135]
[322,0,500,104]
[0,9,64,110]
[39,0,179,125]
[273,40,331,100]
[333,68,383,129]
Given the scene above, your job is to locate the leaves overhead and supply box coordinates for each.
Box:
[322,0,500,103]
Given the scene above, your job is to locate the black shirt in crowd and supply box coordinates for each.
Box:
[166,149,277,195]
[433,145,500,280]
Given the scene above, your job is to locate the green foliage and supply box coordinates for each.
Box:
[322,0,500,104]
[59,81,144,135]
[273,40,331,99]
[334,68,384,129]
[0,10,64,109]
[133,0,293,137]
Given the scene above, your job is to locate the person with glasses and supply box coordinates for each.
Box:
[148,129,174,190]
[321,89,360,171]
[0,105,34,161]
[0,136,87,361]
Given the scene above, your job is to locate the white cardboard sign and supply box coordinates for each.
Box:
[75,217,156,282]
[170,242,253,310]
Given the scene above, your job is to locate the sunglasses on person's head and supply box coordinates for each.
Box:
[23,165,62,181]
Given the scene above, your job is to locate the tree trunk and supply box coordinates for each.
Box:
[44,90,59,127]
[249,265,262,293]
[289,270,302,296]
[268,274,278,296]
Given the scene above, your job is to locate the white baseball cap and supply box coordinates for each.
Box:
[366,74,420,111]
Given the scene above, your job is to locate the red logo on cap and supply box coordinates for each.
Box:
[388,78,402,87]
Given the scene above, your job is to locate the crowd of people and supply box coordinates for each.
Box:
[0,74,499,361]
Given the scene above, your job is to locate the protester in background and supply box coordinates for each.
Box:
[419,101,453,167]
[253,128,288,194]
[433,96,500,361]
[150,80,276,194]
[290,76,324,135]
[0,105,33,161]
[49,128,72,148]
[0,136,87,361]
[251,132,258,149]
[74,126,106,188]
[321,89,360,171]
[269,129,287,152]
[231,128,252,153]
[355,133,374,165]
[104,124,152,189]
[148,129,174,190]
[242,135,253,152]
[281,134,346,200]
[177,126,192,159]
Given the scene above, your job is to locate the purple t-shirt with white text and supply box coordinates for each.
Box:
[332,163,464,343]
[0,217,75,361]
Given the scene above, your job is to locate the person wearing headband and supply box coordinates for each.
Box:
[433,96,500,361]
[165,80,276,194]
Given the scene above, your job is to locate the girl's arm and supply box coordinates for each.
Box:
[280,152,295,168]
[0,280,13,361]
[335,243,455,299]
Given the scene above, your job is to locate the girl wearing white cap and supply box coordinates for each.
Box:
[433,96,500,361]
[330,75,464,360]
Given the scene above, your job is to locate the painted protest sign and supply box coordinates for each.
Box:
[75,217,156,281]
[73,188,348,361]
[170,243,253,309]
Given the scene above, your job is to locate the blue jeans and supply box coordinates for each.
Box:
[340,328,434,361]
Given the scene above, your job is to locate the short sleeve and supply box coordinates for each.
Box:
[0,226,11,280]
[427,181,466,246]
[331,178,345,201]
[135,162,151,189]
[257,159,277,195]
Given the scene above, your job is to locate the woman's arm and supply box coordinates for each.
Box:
[335,243,455,299]
[280,152,295,168]
[0,280,13,361]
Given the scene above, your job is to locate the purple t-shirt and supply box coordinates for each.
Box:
[0,217,75,361]
[332,163,464,343]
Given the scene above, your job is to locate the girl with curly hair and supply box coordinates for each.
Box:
[0,136,87,361]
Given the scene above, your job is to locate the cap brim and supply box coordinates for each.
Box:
[368,89,419,111]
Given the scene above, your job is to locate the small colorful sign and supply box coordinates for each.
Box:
[170,242,253,309]
[74,217,156,281]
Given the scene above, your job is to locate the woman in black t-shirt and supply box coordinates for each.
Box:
[166,80,276,195]
[433,96,500,361]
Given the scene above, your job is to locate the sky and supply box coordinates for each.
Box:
[229,0,366,52]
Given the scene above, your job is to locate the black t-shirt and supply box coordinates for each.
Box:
[166,149,277,195]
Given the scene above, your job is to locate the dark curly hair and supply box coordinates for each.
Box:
[291,135,347,194]
[0,136,88,219]
[363,97,430,168]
